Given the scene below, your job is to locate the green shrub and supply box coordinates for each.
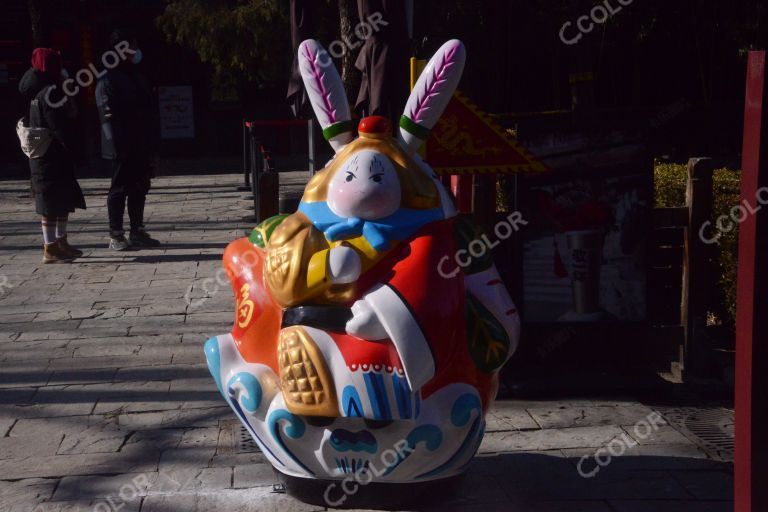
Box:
[653,162,741,325]
[654,162,688,208]
[711,168,741,324]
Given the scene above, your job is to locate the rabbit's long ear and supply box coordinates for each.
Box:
[298,39,355,153]
[398,40,466,155]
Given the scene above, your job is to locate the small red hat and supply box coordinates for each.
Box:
[31,48,62,80]
[358,116,392,137]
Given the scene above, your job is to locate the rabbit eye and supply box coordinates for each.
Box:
[345,172,356,182]
[370,173,383,183]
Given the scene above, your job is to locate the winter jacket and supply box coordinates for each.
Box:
[18,68,86,217]
[95,66,155,161]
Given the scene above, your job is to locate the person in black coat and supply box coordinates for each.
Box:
[96,29,160,251]
[19,48,86,263]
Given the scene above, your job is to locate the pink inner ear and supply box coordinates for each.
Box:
[302,42,337,124]
[409,43,460,123]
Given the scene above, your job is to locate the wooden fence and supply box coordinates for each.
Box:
[649,157,721,379]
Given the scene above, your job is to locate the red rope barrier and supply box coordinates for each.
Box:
[244,119,310,128]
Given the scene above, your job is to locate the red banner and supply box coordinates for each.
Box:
[425,91,547,175]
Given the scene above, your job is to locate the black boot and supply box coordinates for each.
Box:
[129,228,161,247]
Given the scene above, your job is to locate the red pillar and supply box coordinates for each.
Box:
[735,50,768,512]
[451,174,473,213]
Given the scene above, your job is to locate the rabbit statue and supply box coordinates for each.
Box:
[203,39,520,508]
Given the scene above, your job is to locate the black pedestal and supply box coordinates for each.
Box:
[274,469,464,510]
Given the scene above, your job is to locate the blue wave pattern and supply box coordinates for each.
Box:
[203,337,222,394]
[451,393,482,427]
[417,392,484,479]
[205,336,488,481]
[203,337,285,468]
[330,429,378,454]
[269,409,314,476]
[383,424,443,476]
[227,372,262,413]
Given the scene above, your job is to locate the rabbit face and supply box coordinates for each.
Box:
[327,149,402,220]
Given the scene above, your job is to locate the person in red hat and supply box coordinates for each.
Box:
[19,48,86,263]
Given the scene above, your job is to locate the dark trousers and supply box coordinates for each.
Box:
[107,158,152,236]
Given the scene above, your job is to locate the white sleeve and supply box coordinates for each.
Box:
[362,283,436,391]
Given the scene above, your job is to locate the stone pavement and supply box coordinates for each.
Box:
[0,174,733,512]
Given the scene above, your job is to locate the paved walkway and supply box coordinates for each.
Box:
[0,174,732,511]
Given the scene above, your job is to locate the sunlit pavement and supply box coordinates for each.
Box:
[1,173,732,511]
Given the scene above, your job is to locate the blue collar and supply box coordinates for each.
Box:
[299,201,444,252]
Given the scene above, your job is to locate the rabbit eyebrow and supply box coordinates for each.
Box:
[369,158,384,173]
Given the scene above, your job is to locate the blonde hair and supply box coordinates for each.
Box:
[301,134,440,210]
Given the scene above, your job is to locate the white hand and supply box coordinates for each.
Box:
[346,300,388,340]
[328,246,361,284]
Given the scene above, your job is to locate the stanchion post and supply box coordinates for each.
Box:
[238,121,251,191]
[259,149,279,221]
[250,129,261,220]
[308,118,316,177]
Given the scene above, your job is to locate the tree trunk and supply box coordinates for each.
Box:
[338,0,359,103]
[28,0,46,47]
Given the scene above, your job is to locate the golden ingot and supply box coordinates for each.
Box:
[277,326,339,417]
[265,212,390,308]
